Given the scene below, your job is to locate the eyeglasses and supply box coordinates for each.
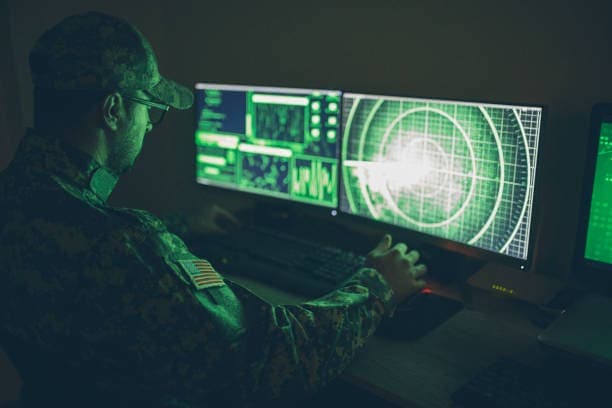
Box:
[122,94,170,125]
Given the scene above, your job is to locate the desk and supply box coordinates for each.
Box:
[229,275,546,408]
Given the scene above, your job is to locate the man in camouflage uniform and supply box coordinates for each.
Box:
[0,12,427,407]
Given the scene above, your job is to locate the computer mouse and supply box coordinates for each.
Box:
[378,289,463,340]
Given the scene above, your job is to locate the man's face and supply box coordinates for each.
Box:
[106,90,153,174]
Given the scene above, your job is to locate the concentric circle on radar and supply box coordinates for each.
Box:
[341,97,532,256]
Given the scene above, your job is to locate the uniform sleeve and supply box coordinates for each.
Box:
[159,211,190,237]
[77,209,393,405]
[229,267,393,403]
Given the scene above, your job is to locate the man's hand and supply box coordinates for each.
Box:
[186,204,241,236]
[366,234,427,306]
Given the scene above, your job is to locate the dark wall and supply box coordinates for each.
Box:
[0,0,22,171]
[5,0,612,281]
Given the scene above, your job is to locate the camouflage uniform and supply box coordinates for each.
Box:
[0,12,394,407]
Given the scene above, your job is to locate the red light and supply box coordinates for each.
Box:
[422,288,433,294]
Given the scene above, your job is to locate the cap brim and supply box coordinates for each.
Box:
[148,76,193,110]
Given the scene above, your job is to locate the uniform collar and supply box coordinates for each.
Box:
[18,128,119,203]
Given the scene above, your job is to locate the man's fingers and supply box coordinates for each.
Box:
[212,206,241,225]
[223,211,241,227]
[412,264,427,279]
[210,206,241,234]
[413,279,427,290]
[392,242,408,255]
[406,249,420,265]
[374,234,392,253]
[218,215,241,232]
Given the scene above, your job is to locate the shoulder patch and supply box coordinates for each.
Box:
[178,259,225,290]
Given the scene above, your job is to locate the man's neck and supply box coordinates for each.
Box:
[60,127,109,167]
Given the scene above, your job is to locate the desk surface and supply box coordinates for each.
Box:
[230,275,545,408]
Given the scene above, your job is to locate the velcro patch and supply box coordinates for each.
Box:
[178,259,225,290]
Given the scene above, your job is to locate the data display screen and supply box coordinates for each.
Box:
[339,93,544,261]
[194,84,341,207]
[584,121,612,266]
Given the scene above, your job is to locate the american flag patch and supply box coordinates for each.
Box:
[178,259,225,290]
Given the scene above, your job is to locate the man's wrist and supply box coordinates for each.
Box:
[348,268,395,317]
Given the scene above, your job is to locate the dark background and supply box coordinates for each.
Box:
[2,0,612,402]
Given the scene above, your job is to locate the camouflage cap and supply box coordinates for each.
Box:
[29,12,193,110]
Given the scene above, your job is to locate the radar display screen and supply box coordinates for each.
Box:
[340,93,543,261]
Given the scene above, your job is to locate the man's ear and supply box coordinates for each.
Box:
[102,93,122,131]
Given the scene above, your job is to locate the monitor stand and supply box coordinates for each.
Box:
[468,262,564,305]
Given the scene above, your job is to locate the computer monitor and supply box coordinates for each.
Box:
[194,83,342,208]
[574,103,612,292]
[339,92,545,269]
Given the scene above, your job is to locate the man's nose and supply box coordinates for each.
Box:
[146,122,153,133]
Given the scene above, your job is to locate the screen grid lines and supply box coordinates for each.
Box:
[340,95,543,261]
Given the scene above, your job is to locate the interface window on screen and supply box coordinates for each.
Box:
[340,94,544,261]
[584,121,612,265]
[194,84,341,208]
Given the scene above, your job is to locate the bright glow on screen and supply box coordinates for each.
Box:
[340,93,543,261]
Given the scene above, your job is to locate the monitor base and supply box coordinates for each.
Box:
[468,263,564,305]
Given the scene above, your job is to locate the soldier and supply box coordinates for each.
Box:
[0,11,427,407]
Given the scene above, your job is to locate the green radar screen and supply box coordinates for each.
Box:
[340,94,543,260]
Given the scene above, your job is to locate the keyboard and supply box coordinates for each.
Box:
[451,356,612,408]
[188,225,366,297]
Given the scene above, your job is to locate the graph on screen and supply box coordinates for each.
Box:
[194,84,341,207]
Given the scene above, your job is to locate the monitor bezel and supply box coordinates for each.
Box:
[573,103,612,291]
[193,82,343,210]
[337,90,548,271]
